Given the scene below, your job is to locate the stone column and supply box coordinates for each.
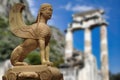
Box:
[84,28,92,56]
[100,24,109,80]
[65,28,73,63]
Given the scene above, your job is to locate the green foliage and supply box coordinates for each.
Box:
[0,17,23,61]
[110,72,120,80]
[0,18,8,28]
[24,50,64,67]
[50,46,64,67]
[25,51,41,65]
[50,39,57,45]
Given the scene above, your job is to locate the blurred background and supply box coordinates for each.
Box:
[0,0,120,80]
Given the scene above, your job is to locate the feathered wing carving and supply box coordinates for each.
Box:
[9,3,36,39]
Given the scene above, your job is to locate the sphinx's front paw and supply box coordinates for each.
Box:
[14,62,28,66]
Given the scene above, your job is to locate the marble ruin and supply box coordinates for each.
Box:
[63,9,109,80]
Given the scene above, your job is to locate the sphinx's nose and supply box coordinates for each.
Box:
[47,11,52,15]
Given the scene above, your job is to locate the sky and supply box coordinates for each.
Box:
[26,0,120,74]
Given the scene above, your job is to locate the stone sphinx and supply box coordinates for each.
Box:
[9,3,53,66]
[3,3,63,80]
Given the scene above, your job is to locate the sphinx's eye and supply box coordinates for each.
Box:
[43,7,47,10]
[49,8,53,11]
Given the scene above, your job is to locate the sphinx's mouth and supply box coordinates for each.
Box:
[48,14,52,18]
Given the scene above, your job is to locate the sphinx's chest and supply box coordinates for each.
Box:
[37,23,51,38]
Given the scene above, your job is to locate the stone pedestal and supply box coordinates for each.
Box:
[2,65,63,80]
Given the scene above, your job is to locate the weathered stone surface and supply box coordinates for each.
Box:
[3,65,63,80]
[78,54,98,80]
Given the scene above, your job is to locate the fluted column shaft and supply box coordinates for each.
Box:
[84,28,92,56]
[100,25,109,80]
[65,29,73,62]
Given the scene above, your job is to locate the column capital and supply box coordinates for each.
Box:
[101,19,108,26]
[101,23,108,26]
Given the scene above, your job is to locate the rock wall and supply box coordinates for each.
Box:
[0,0,34,22]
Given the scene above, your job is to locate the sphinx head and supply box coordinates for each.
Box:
[36,3,53,22]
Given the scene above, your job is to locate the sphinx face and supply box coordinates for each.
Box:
[41,6,53,20]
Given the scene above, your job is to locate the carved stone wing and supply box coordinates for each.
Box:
[9,3,36,39]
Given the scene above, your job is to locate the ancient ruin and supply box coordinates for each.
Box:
[63,9,109,80]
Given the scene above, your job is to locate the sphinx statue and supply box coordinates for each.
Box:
[9,3,53,66]
[2,3,63,80]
